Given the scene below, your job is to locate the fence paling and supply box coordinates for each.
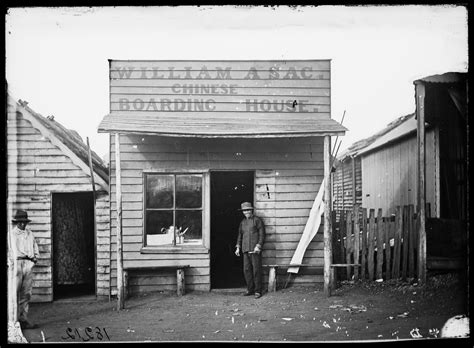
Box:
[333,205,420,286]
[353,205,360,280]
[384,218,391,280]
[408,205,415,279]
[402,206,410,280]
[376,209,384,280]
[339,210,346,279]
[346,210,352,280]
[361,208,368,280]
[367,209,376,281]
[392,206,402,279]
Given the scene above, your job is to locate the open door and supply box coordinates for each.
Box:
[52,192,95,299]
[210,171,254,289]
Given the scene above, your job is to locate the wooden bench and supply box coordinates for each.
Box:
[123,265,190,298]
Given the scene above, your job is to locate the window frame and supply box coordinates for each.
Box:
[141,170,209,253]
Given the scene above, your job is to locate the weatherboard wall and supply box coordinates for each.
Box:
[108,134,326,295]
[7,97,110,302]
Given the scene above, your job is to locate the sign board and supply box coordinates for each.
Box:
[109,60,330,118]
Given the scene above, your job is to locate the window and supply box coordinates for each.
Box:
[145,173,203,247]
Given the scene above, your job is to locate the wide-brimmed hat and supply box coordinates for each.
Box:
[238,202,254,211]
[12,210,31,223]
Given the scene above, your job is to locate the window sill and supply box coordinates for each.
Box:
[140,246,209,254]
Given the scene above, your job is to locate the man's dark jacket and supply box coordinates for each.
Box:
[235,215,265,253]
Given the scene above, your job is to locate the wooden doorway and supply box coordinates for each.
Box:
[52,192,95,299]
[210,171,254,289]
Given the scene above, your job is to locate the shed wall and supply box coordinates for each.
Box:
[109,134,325,294]
[361,129,438,216]
[7,103,110,302]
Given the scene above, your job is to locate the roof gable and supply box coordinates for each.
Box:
[8,93,109,191]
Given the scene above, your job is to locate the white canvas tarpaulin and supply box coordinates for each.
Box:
[287,178,325,274]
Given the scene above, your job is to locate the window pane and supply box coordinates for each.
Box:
[146,210,174,246]
[176,210,202,244]
[146,175,173,208]
[176,175,202,208]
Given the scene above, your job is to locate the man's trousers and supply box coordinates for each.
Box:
[243,252,262,294]
[16,260,34,322]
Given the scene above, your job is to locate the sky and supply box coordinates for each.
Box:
[5,5,468,161]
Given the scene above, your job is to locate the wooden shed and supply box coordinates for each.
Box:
[7,92,110,302]
[331,72,467,272]
[98,60,346,297]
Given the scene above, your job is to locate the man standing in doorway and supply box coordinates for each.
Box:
[10,210,39,329]
[235,202,265,299]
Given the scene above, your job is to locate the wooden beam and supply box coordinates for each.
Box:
[323,135,332,296]
[415,83,427,284]
[351,156,356,206]
[115,133,125,310]
[87,137,98,299]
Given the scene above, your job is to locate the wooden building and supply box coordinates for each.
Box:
[7,92,110,302]
[331,72,467,271]
[98,60,346,297]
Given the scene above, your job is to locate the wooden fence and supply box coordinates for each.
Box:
[331,204,421,282]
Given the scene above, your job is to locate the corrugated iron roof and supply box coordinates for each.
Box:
[98,112,347,137]
[414,72,467,84]
[357,114,416,156]
[337,113,413,160]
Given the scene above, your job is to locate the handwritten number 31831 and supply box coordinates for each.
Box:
[61,327,110,341]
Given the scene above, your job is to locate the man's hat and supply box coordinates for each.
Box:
[238,202,254,211]
[12,210,31,223]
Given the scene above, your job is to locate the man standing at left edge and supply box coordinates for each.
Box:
[11,210,39,330]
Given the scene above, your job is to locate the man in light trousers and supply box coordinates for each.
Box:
[11,210,39,330]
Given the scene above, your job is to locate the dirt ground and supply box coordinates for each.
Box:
[19,271,470,343]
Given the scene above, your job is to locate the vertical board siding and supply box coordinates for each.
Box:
[361,130,437,216]
[332,156,362,215]
[108,134,324,293]
[7,101,109,302]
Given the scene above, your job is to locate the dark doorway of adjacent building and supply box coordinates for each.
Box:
[210,171,254,289]
[52,192,95,299]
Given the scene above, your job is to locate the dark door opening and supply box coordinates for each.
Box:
[211,171,254,289]
[52,192,95,299]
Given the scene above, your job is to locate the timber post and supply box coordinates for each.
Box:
[115,133,125,310]
[324,135,332,296]
[415,82,427,285]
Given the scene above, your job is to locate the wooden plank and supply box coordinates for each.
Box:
[408,204,416,279]
[176,268,185,296]
[353,205,360,280]
[360,208,367,280]
[392,206,402,279]
[401,205,409,281]
[331,211,340,264]
[115,133,124,310]
[268,266,277,292]
[110,60,331,71]
[367,209,375,281]
[384,218,392,280]
[110,69,331,80]
[376,209,384,280]
[345,210,352,280]
[416,82,427,284]
[339,210,346,280]
[323,135,332,296]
